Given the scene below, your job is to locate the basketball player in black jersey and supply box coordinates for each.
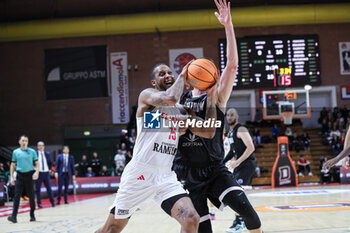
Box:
[173,0,262,233]
[223,108,257,233]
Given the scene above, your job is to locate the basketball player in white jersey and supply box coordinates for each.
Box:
[96,62,218,233]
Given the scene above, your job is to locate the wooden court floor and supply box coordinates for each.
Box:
[1,184,350,233]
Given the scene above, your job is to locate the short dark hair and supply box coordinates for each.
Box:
[150,63,167,80]
[19,134,28,140]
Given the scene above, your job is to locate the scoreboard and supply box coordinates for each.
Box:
[218,34,321,89]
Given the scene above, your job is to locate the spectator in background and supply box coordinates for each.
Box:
[321,118,329,136]
[119,129,129,147]
[6,161,11,171]
[120,143,128,155]
[254,109,263,125]
[55,145,76,205]
[116,166,124,176]
[332,107,340,121]
[0,162,5,178]
[85,167,95,177]
[252,128,262,147]
[301,132,311,151]
[90,152,101,176]
[125,151,132,165]
[297,155,312,176]
[284,127,293,140]
[76,155,89,177]
[114,149,125,170]
[340,132,346,150]
[337,113,345,131]
[129,128,137,152]
[35,141,55,208]
[271,124,280,142]
[326,121,333,137]
[99,165,111,176]
[319,155,330,184]
[319,107,328,123]
[331,134,341,155]
[341,106,349,119]
[290,132,302,152]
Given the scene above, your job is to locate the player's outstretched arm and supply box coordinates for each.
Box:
[140,62,191,107]
[214,0,238,109]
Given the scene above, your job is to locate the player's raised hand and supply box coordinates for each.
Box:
[214,0,232,26]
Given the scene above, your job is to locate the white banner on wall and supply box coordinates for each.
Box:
[169,48,203,76]
[111,52,130,124]
[339,42,350,75]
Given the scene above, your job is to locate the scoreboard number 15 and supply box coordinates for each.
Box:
[274,68,292,87]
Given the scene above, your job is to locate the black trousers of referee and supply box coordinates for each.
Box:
[12,171,35,218]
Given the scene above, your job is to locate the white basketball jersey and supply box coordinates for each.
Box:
[132,106,182,170]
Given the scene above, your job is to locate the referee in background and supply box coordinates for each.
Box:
[8,135,39,223]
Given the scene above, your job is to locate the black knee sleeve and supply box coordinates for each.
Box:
[222,190,261,230]
[198,218,212,233]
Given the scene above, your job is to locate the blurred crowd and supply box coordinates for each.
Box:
[75,128,136,178]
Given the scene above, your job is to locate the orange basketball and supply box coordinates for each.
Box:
[187,58,218,90]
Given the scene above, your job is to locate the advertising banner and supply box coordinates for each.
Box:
[38,176,121,198]
[272,137,298,187]
[45,45,108,100]
[111,52,130,124]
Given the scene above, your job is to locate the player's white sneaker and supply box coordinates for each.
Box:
[308,172,313,176]
[298,172,304,177]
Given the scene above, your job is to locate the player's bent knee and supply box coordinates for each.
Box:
[182,210,200,229]
[186,210,200,225]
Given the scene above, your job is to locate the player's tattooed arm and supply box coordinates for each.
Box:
[140,62,191,107]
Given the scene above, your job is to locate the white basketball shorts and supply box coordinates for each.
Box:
[110,160,187,219]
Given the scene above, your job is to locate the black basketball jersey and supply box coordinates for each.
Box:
[227,123,255,161]
[174,91,225,165]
